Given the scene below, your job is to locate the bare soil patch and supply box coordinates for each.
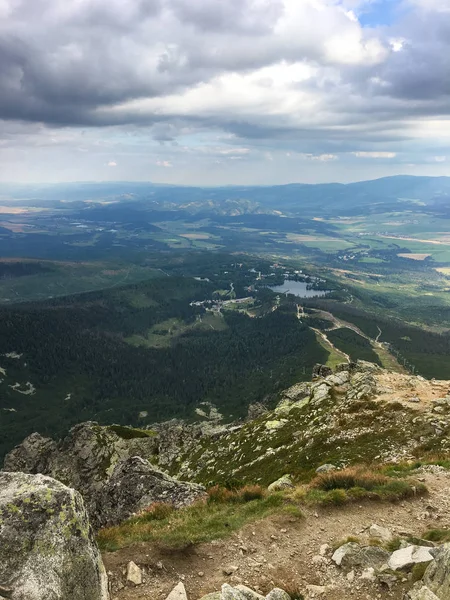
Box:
[103,471,450,600]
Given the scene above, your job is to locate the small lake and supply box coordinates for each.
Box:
[269,280,330,298]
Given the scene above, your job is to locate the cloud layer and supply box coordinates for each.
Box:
[1,0,450,183]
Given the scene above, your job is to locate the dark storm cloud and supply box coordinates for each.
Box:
[0,0,449,156]
[0,0,360,128]
[372,12,450,101]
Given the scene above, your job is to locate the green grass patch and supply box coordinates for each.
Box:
[422,528,450,543]
[107,425,156,439]
[97,491,290,552]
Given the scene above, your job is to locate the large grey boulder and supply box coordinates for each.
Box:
[332,542,390,569]
[388,546,434,571]
[0,471,109,600]
[422,543,450,598]
[94,456,206,527]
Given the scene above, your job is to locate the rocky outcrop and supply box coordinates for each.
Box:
[421,543,450,599]
[0,471,109,600]
[3,422,148,513]
[94,456,205,528]
[3,422,203,528]
[2,432,57,474]
[312,364,333,379]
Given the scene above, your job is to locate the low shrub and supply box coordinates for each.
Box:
[412,562,429,583]
[239,485,265,502]
[385,537,402,552]
[332,536,360,551]
[321,488,348,506]
[207,485,238,504]
[422,528,450,543]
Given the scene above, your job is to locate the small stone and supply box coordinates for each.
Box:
[268,474,294,492]
[165,582,188,600]
[369,524,394,543]
[126,561,142,586]
[235,585,265,599]
[306,584,327,597]
[359,567,376,581]
[315,463,337,473]
[223,565,239,576]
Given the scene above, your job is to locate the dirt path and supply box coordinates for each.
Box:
[376,371,450,411]
[103,470,450,600]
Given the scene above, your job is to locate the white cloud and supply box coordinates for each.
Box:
[310,154,338,161]
[434,156,447,162]
[390,38,405,52]
[156,160,172,167]
[107,161,117,167]
[216,147,250,155]
[353,152,397,158]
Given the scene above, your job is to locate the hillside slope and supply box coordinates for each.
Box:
[6,359,450,600]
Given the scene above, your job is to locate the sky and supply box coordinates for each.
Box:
[1,0,450,185]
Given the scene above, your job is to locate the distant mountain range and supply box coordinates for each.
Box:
[3,175,450,218]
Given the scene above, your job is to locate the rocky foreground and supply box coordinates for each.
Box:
[3,360,450,599]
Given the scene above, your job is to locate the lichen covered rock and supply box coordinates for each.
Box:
[332,542,390,569]
[422,543,450,599]
[0,471,109,600]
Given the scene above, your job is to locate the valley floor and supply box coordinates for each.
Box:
[103,469,450,600]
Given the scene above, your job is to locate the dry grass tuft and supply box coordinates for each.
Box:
[207,484,265,504]
[312,466,388,491]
